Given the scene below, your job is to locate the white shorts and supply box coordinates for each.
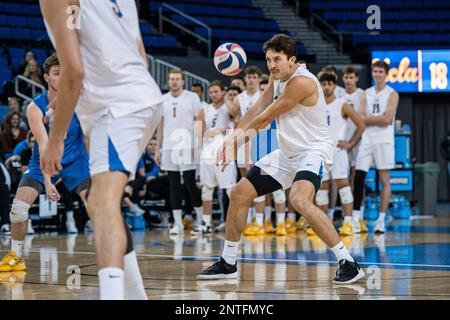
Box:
[160,148,196,172]
[349,142,361,167]
[355,142,395,172]
[84,104,162,178]
[200,161,237,189]
[254,149,328,191]
[322,149,349,181]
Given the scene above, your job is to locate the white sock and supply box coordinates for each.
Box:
[344,216,353,224]
[221,240,240,265]
[66,211,74,222]
[327,208,335,220]
[124,251,147,300]
[246,208,253,224]
[98,267,124,300]
[287,212,296,223]
[12,240,24,257]
[194,206,203,224]
[255,213,264,226]
[378,212,386,221]
[331,241,354,263]
[264,206,272,222]
[353,210,361,222]
[172,209,183,228]
[276,213,285,225]
[203,214,211,227]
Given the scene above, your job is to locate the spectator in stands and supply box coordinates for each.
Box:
[1,97,28,131]
[17,51,36,76]
[225,86,241,102]
[231,76,246,92]
[0,112,27,159]
[261,73,270,82]
[18,132,35,174]
[259,79,269,92]
[20,59,45,98]
[191,83,206,104]
[4,131,34,167]
[0,162,11,235]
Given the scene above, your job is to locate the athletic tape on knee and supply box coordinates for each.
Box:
[10,199,30,223]
[254,195,266,203]
[315,190,329,206]
[201,185,214,201]
[338,186,354,205]
[272,189,286,204]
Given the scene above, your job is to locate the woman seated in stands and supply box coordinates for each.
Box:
[0,112,27,159]
[19,59,45,98]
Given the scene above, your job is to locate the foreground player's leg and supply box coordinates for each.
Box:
[289,178,364,284]
[0,187,37,272]
[86,171,130,300]
[374,170,391,233]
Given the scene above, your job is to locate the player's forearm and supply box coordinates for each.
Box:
[349,126,365,147]
[365,115,392,126]
[155,121,163,152]
[50,72,83,140]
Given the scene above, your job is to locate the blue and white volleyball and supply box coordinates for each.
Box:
[213,43,247,76]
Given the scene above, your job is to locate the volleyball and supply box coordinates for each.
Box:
[213,42,247,76]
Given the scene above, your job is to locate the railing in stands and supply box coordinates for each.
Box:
[158,2,212,58]
[14,75,45,104]
[309,12,343,54]
[147,54,210,98]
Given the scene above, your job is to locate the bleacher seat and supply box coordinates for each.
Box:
[0,69,12,86]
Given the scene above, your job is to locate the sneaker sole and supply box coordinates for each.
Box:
[197,271,238,280]
[332,269,365,285]
[374,230,385,234]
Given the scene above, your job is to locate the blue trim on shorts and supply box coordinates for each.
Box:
[108,137,127,173]
[318,162,323,180]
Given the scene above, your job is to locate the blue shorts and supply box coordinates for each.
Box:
[22,155,90,192]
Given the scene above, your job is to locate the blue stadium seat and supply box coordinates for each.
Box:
[401,12,419,21]
[414,34,433,44]
[0,69,12,86]
[2,3,24,14]
[0,58,8,69]
[13,28,32,40]
[419,22,437,32]
[140,23,152,35]
[9,48,25,60]
[0,27,11,39]
[0,106,9,123]
[439,22,450,31]
[395,34,412,44]
[398,22,418,32]
[7,16,27,27]
[27,17,45,29]
[0,14,7,26]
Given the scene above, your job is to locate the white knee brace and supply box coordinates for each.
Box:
[10,199,30,223]
[272,189,286,204]
[338,186,354,204]
[254,195,266,203]
[315,189,329,206]
[201,185,214,201]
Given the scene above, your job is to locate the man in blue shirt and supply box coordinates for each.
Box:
[0,54,90,273]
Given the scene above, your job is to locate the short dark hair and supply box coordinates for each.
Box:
[260,79,269,86]
[43,53,59,74]
[263,34,297,59]
[319,73,337,84]
[231,76,244,83]
[244,66,263,77]
[372,60,390,74]
[343,66,359,77]
[226,86,242,94]
[191,83,204,92]
[322,65,338,75]
[208,80,225,91]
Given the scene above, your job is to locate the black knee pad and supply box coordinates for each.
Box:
[353,170,367,210]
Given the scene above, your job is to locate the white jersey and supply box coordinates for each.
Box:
[273,64,335,164]
[326,97,347,147]
[334,85,346,99]
[238,90,260,116]
[44,0,163,123]
[202,102,231,159]
[344,88,364,141]
[162,90,201,150]
[363,85,396,144]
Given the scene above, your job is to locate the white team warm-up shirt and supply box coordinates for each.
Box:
[273,64,335,165]
[326,97,347,148]
[44,0,163,128]
[202,103,231,160]
[343,88,364,141]
[162,90,201,150]
[362,85,396,145]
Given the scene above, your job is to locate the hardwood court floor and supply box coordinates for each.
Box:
[0,216,449,300]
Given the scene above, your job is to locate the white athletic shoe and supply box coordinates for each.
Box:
[66,220,78,234]
[27,220,35,235]
[0,224,11,236]
[374,218,385,233]
[169,225,184,235]
[84,220,93,233]
[129,204,145,216]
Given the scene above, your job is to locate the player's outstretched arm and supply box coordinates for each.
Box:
[365,91,399,126]
[27,102,49,154]
[339,103,366,150]
[40,0,84,140]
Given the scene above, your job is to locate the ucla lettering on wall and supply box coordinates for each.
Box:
[372,50,450,93]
